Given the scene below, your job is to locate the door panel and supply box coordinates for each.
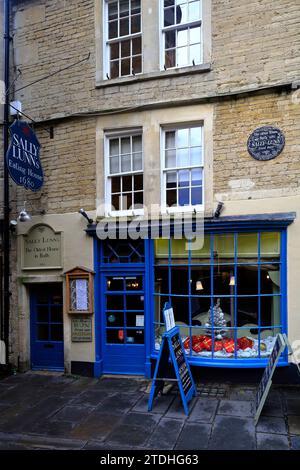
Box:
[30,284,64,370]
[102,274,145,374]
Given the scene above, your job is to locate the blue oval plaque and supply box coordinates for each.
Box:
[5,120,44,191]
[247,126,285,161]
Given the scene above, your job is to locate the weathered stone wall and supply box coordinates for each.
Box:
[11,0,300,121]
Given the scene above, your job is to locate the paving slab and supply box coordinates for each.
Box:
[29,419,77,438]
[94,377,145,393]
[209,416,256,450]
[261,398,284,417]
[217,399,253,418]
[188,397,218,423]
[165,396,196,420]
[256,416,287,435]
[51,405,95,423]
[175,422,211,450]
[133,393,175,414]
[71,411,122,441]
[0,432,86,450]
[286,399,300,416]
[146,418,184,450]
[73,389,113,407]
[119,412,160,432]
[96,392,140,415]
[256,433,290,450]
[105,423,151,447]
[287,416,300,435]
[290,436,300,450]
[228,387,256,402]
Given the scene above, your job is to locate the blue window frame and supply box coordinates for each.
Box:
[151,229,288,368]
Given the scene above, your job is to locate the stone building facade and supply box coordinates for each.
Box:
[1,0,300,376]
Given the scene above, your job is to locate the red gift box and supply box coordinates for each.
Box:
[223,339,235,353]
[237,337,254,350]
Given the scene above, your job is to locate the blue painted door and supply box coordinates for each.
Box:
[102,274,145,375]
[30,284,64,371]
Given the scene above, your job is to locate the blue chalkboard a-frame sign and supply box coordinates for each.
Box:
[148,303,197,416]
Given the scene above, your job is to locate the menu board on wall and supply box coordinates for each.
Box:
[71,317,92,342]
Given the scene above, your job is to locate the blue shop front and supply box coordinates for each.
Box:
[88,215,293,378]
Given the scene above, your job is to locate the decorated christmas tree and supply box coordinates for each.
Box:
[205,298,227,340]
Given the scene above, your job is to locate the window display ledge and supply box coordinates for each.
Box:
[96,63,212,88]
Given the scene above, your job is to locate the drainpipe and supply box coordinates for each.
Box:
[2,0,11,368]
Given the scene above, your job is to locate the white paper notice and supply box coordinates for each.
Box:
[136,315,144,327]
[76,279,88,310]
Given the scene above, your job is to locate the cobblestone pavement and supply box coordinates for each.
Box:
[0,372,299,450]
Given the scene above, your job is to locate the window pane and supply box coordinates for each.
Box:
[122,193,132,210]
[51,324,63,341]
[191,266,211,296]
[110,43,119,60]
[237,265,258,295]
[261,265,280,295]
[190,44,201,63]
[120,18,129,36]
[51,306,62,323]
[131,0,141,14]
[237,297,259,329]
[126,295,144,310]
[109,20,118,39]
[191,168,202,186]
[131,14,141,34]
[177,128,189,147]
[132,55,142,73]
[132,135,142,152]
[166,171,177,188]
[133,152,142,170]
[165,49,175,68]
[134,174,143,190]
[111,176,121,193]
[177,148,189,167]
[165,30,176,49]
[260,232,280,262]
[120,0,129,17]
[37,324,49,341]
[190,26,201,44]
[108,1,118,20]
[112,194,120,210]
[178,169,189,187]
[164,6,175,26]
[106,311,124,327]
[214,234,235,261]
[132,36,141,55]
[189,0,201,22]
[126,276,143,290]
[190,127,202,146]
[190,146,202,165]
[37,306,48,323]
[121,154,131,172]
[134,191,143,206]
[166,149,176,168]
[107,276,124,291]
[121,58,130,75]
[237,233,258,261]
[110,139,119,156]
[106,329,125,344]
[121,137,130,154]
[178,29,188,47]
[177,3,187,24]
[165,131,175,149]
[121,40,131,57]
[127,329,144,344]
[167,189,177,206]
[110,156,119,174]
[107,294,124,310]
[123,175,132,191]
[110,60,119,78]
[179,188,190,205]
[191,186,202,205]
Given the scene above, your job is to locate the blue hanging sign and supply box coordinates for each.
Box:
[148,303,197,416]
[6,120,44,191]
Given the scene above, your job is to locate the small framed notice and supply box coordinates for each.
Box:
[65,266,94,314]
[71,317,92,342]
[163,303,175,331]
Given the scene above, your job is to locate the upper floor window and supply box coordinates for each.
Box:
[105,0,142,79]
[105,131,144,215]
[162,0,202,69]
[162,125,203,212]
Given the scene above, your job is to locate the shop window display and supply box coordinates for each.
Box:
[154,232,283,361]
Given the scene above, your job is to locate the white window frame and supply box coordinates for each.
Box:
[104,128,144,217]
[160,0,203,71]
[103,0,143,80]
[160,123,204,214]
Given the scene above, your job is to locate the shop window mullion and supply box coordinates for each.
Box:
[258,232,261,359]
[168,239,172,305]
[188,239,192,358]
[210,234,215,358]
[234,233,238,359]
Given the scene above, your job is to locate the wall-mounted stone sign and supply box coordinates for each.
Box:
[247,126,285,161]
[22,224,62,269]
[71,317,92,342]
